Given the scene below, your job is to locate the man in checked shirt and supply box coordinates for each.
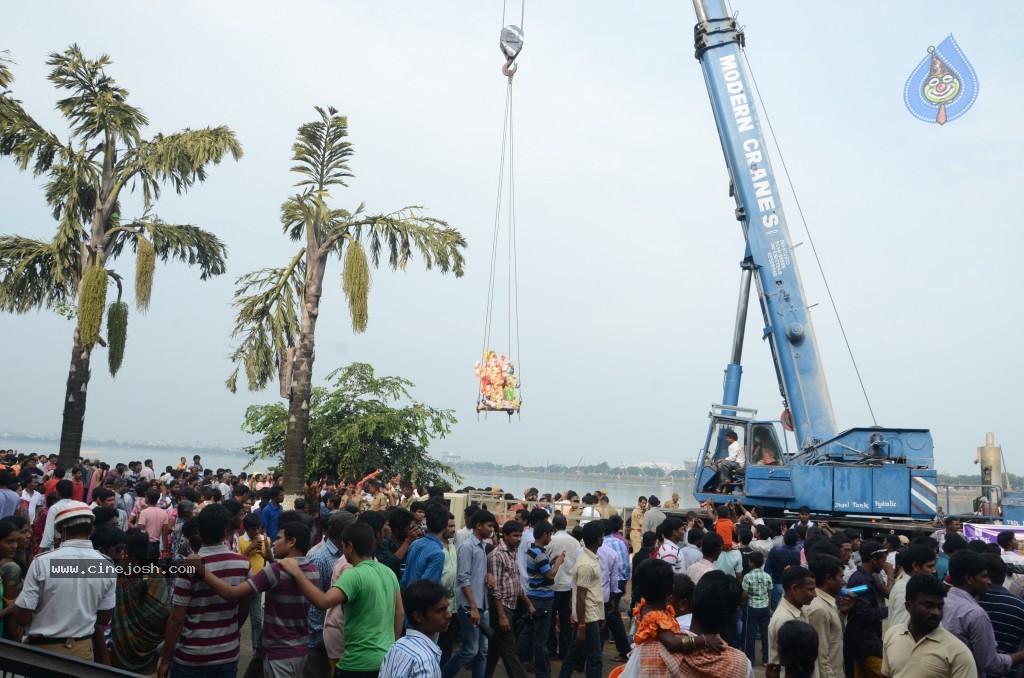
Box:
[485,520,533,678]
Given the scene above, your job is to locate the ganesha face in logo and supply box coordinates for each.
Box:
[924,69,959,105]
[922,47,960,113]
[904,35,978,126]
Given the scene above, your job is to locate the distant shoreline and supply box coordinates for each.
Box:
[0,433,244,455]
[453,466,688,484]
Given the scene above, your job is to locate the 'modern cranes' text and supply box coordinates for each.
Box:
[719,54,781,232]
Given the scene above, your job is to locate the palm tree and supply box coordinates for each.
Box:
[226,106,466,500]
[0,46,241,469]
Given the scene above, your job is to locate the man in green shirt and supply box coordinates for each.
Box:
[283,522,404,676]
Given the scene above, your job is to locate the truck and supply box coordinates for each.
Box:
[685,0,1024,528]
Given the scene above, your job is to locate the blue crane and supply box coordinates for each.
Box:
[688,0,939,519]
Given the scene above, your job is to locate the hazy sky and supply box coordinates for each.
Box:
[2,2,1021,476]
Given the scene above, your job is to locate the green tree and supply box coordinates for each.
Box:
[0,46,241,468]
[226,107,466,499]
[242,362,459,487]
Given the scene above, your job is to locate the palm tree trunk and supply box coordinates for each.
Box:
[283,255,324,501]
[58,326,91,469]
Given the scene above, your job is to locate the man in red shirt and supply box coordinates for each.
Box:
[43,467,65,496]
[70,466,85,502]
[715,504,737,551]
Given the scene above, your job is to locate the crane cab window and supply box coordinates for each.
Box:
[750,424,784,466]
[708,422,746,466]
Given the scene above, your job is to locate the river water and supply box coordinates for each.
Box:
[0,437,254,476]
[1,436,687,503]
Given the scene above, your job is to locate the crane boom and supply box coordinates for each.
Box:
[688,0,939,520]
[692,0,836,449]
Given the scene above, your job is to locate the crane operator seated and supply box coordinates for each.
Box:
[716,430,745,492]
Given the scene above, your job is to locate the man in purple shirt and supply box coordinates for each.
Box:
[942,549,1024,677]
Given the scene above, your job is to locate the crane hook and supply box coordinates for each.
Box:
[500,24,523,82]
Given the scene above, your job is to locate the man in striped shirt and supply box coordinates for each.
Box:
[518,519,565,678]
[196,520,319,678]
[380,580,450,677]
[654,518,686,573]
[485,520,532,678]
[160,504,251,678]
[979,553,1024,675]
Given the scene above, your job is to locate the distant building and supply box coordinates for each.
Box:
[442,452,461,465]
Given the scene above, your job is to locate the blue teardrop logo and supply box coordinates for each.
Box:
[904,35,978,125]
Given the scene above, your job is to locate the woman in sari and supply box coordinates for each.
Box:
[0,521,21,639]
[110,528,170,674]
[31,492,58,558]
[626,569,752,678]
[613,559,726,677]
[1,515,31,571]
[85,462,108,505]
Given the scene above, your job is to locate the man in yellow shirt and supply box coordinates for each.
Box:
[238,514,272,572]
[558,521,604,678]
[399,483,416,510]
[237,512,273,651]
[882,574,975,678]
[369,481,390,512]
[768,565,816,673]
[806,555,855,678]
[629,496,646,554]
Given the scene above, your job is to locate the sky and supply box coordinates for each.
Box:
[2,1,1021,476]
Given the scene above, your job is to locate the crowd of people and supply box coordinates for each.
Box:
[0,449,1023,678]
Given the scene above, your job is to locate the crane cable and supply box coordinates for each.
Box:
[478,4,525,418]
[739,42,879,427]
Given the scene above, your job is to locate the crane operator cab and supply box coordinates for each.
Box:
[695,405,794,504]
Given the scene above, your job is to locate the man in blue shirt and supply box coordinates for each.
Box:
[517,519,565,678]
[260,485,284,540]
[603,517,633,662]
[402,506,448,588]
[443,509,496,678]
[764,528,801,609]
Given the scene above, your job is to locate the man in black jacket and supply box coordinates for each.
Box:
[843,539,888,677]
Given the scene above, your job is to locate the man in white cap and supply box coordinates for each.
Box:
[14,500,115,662]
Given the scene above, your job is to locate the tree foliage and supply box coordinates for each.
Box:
[0,45,236,319]
[0,44,240,463]
[241,362,460,487]
[78,264,108,348]
[226,107,467,392]
[341,239,370,331]
[134,235,154,311]
[106,301,128,376]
